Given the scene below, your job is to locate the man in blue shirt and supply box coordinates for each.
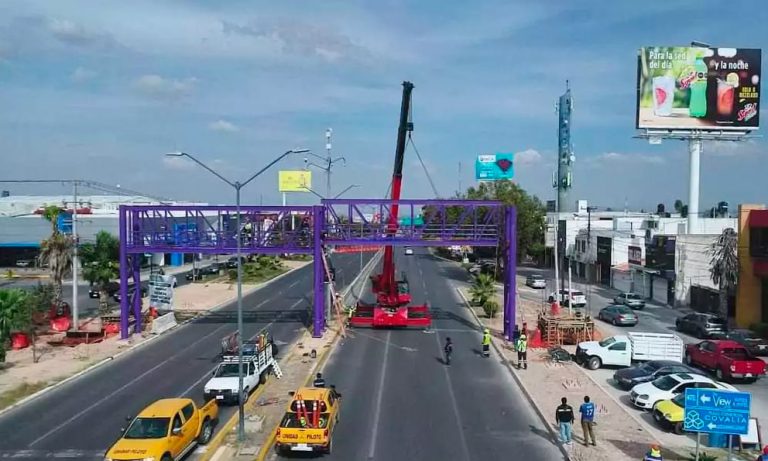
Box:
[579,395,596,446]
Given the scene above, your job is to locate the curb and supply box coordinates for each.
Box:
[0,262,313,419]
[455,287,572,461]
[254,251,383,461]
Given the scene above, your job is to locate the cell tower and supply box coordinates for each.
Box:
[555,82,575,212]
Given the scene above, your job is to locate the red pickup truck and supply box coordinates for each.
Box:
[684,340,766,383]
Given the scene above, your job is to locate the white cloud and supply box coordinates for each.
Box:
[208,119,240,133]
[515,149,543,165]
[133,74,198,101]
[47,18,116,49]
[162,156,196,171]
[591,152,665,165]
[71,66,96,83]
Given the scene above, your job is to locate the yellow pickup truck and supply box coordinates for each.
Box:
[105,398,218,461]
[275,386,342,455]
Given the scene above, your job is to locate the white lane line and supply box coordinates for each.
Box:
[367,331,391,460]
[288,280,300,289]
[433,331,472,461]
[179,297,308,398]
[30,323,230,447]
[210,446,227,461]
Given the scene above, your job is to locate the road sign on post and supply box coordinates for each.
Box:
[684,388,751,435]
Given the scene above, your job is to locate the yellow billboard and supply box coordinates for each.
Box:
[278,170,312,192]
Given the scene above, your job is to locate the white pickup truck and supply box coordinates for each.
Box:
[575,332,684,370]
[204,339,282,404]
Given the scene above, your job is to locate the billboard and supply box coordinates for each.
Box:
[278,170,312,192]
[628,245,643,266]
[636,47,761,131]
[475,153,514,181]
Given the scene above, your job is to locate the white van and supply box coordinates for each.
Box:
[575,332,684,370]
[548,289,587,308]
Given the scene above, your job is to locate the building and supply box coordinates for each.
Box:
[736,204,768,328]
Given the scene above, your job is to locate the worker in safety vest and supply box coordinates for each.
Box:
[516,334,528,369]
[643,444,662,461]
[299,416,308,428]
[481,329,491,357]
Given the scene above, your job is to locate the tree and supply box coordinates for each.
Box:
[709,228,738,320]
[469,273,496,306]
[674,199,684,213]
[80,231,120,313]
[0,289,29,363]
[38,205,74,306]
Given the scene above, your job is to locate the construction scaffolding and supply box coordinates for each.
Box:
[537,309,595,347]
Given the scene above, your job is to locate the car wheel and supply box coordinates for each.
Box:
[587,356,602,370]
[715,368,725,381]
[325,435,333,454]
[674,422,685,435]
[162,455,173,461]
[240,387,250,404]
[612,319,618,326]
[259,371,268,385]
[198,418,213,445]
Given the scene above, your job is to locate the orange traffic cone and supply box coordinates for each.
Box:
[550,301,560,316]
[528,328,545,349]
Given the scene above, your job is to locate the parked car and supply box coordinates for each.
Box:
[613,292,646,310]
[89,281,119,299]
[112,285,148,303]
[712,329,768,356]
[597,305,639,326]
[548,289,587,308]
[525,274,547,289]
[15,259,32,268]
[201,263,222,275]
[186,270,204,281]
[675,313,727,338]
[613,360,700,390]
[576,332,684,370]
[629,372,736,410]
[652,393,691,434]
[404,247,414,255]
[226,256,248,269]
[684,340,767,382]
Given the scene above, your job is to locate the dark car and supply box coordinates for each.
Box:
[112,285,148,303]
[613,360,701,390]
[201,263,222,275]
[675,313,727,338]
[225,256,248,269]
[89,281,120,299]
[712,329,768,356]
[186,269,204,281]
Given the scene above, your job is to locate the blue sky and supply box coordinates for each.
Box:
[0,0,766,211]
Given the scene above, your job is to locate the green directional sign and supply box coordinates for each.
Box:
[399,215,424,226]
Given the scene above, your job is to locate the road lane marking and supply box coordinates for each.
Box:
[288,280,300,289]
[367,331,391,460]
[29,323,230,447]
[0,450,104,458]
[179,298,308,398]
[433,319,472,461]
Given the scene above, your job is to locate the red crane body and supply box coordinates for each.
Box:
[349,81,431,328]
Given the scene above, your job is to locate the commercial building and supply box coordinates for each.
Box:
[736,204,768,328]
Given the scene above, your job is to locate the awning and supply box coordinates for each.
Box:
[749,209,768,228]
[753,260,768,277]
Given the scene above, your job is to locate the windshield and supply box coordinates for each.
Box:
[639,362,662,373]
[616,307,634,314]
[652,375,680,391]
[598,337,616,347]
[706,317,725,325]
[215,364,241,378]
[124,417,170,439]
[626,294,642,300]
[280,412,331,429]
[671,393,686,407]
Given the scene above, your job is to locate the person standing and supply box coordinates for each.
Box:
[555,397,574,445]
[579,396,596,446]
[481,328,491,357]
[444,337,453,365]
[313,372,326,388]
[516,333,528,369]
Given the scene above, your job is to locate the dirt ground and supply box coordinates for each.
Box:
[0,260,310,409]
[459,285,753,461]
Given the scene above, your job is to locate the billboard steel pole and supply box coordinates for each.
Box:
[688,138,702,234]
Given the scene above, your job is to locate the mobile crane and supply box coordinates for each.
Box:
[348,81,431,328]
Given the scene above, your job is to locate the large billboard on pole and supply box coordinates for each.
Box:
[278,170,312,192]
[636,47,761,131]
[475,153,514,181]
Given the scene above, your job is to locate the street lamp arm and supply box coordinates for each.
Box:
[301,187,325,200]
[303,151,330,162]
[332,184,359,199]
[329,156,346,166]
[241,149,309,188]
[304,160,328,172]
[166,152,235,188]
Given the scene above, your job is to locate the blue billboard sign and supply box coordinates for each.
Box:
[475,153,514,181]
[684,388,751,435]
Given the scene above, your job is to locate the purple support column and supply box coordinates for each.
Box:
[118,206,130,339]
[132,254,142,334]
[504,206,517,341]
[312,205,325,338]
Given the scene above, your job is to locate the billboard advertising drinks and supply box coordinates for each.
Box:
[636,47,761,131]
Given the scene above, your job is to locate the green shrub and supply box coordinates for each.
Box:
[686,451,717,461]
[483,300,500,319]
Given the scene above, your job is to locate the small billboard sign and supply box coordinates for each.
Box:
[475,153,514,181]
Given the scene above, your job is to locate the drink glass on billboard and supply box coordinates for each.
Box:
[652,76,675,116]
[716,79,735,117]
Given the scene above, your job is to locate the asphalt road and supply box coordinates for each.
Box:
[273,249,564,461]
[0,253,372,460]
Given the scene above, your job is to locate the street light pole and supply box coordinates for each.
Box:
[304,128,345,199]
[165,148,308,442]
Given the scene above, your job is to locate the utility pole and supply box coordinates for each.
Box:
[304,129,345,199]
[71,181,79,329]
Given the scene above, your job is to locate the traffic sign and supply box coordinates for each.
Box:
[684,388,751,435]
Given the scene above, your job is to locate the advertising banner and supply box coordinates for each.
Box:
[278,170,312,192]
[637,47,761,131]
[628,245,643,266]
[149,274,176,311]
[475,153,514,181]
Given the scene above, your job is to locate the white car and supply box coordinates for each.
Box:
[629,372,737,410]
[548,289,587,308]
[404,247,414,255]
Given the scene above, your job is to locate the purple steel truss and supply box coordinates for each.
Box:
[118,201,517,340]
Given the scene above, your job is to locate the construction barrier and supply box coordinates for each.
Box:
[332,245,381,254]
[150,312,177,335]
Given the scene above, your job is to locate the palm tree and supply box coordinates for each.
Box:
[469,273,496,306]
[80,231,120,313]
[709,228,738,320]
[0,289,29,363]
[38,205,74,306]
